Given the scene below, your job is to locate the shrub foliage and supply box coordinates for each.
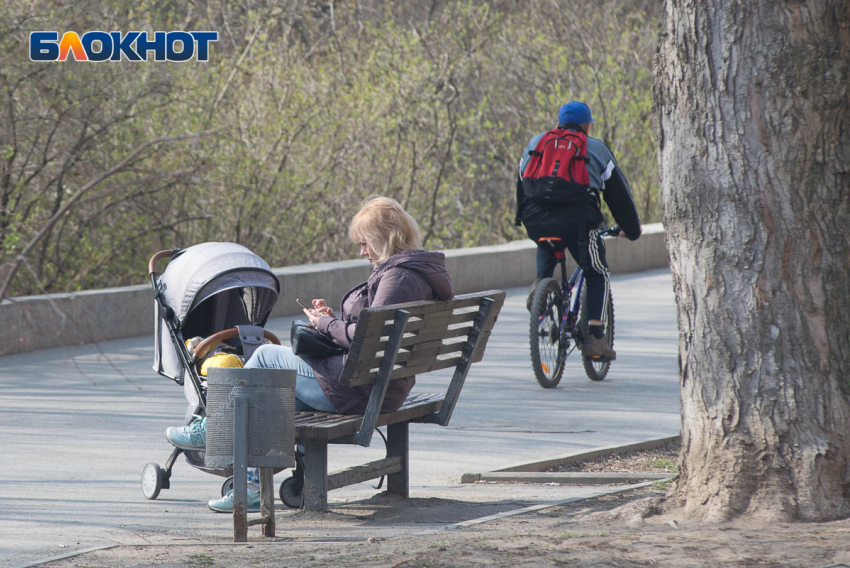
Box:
[0,0,660,296]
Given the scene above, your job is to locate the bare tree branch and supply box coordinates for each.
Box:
[208,23,262,121]
[0,130,220,300]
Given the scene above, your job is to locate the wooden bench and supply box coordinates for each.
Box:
[290,289,506,512]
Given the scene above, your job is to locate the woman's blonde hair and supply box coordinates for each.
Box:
[348,196,421,262]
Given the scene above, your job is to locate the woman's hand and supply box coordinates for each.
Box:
[302,307,323,327]
[303,298,334,327]
[311,298,335,318]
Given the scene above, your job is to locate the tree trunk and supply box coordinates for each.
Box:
[654,0,850,521]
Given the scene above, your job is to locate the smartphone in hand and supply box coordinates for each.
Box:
[295,298,312,311]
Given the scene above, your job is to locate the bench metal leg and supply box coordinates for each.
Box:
[302,438,328,512]
[387,422,409,497]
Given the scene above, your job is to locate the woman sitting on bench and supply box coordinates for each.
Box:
[166,195,454,512]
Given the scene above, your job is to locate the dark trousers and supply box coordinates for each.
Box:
[529,226,610,322]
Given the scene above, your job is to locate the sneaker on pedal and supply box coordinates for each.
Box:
[581,335,616,361]
[208,488,262,513]
[166,415,206,450]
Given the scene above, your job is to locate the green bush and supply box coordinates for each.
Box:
[0,0,661,297]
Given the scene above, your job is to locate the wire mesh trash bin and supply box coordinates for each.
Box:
[205,367,296,541]
[205,367,296,469]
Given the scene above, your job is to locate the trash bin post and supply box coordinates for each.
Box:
[233,395,249,542]
[205,367,296,542]
[259,468,275,537]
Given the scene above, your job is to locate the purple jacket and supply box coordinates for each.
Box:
[310,250,454,414]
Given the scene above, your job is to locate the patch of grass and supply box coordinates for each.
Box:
[187,553,215,566]
[650,458,678,471]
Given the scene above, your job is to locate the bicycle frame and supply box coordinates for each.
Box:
[545,248,585,345]
[530,225,619,388]
[565,266,585,338]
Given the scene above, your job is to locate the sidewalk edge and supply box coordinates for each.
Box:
[460,435,681,483]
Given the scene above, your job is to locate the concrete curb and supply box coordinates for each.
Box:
[450,481,658,527]
[9,545,119,568]
[461,435,681,484]
[477,472,674,484]
[1,224,667,356]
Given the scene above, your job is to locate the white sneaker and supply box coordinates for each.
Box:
[165,416,206,450]
[208,488,263,513]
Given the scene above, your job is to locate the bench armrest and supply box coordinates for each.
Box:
[432,295,495,426]
[352,309,410,447]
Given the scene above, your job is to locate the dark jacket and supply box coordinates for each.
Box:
[310,250,454,414]
[515,131,642,240]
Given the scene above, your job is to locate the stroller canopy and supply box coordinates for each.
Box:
[158,242,279,326]
[153,242,280,381]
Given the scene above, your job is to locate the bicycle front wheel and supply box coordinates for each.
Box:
[578,286,615,381]
[529,278,567,388]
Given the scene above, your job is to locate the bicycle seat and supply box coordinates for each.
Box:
[537,237,567,251]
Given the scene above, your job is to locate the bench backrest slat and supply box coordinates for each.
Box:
[342,308,480,380]
[379,334,491,380]
[375,309,481,335]
[355,331,492,383]
[338,291,504,388]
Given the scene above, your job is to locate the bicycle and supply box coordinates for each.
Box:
[528,225,620,388]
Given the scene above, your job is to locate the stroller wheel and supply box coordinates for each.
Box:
[141,463,163,500]
[221,476,234,497]
[279,475,303,509]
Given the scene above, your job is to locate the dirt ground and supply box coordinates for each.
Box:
[46,445,850,568]
[550,440,681,474]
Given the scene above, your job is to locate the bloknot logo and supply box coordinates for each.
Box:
[29,31,218,62]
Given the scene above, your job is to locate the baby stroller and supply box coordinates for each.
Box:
[141,242,282,500]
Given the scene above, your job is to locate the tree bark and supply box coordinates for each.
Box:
[655,0,850,521]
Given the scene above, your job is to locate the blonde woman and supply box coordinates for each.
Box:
[166,196,454,512]
[296,195,454,414]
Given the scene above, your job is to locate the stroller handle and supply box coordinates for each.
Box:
[148,250,175,276]
[194,327,282,361]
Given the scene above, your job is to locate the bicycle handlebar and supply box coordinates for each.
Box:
[598,225,621,237]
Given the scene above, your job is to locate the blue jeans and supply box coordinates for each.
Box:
[244,344,336,413]
[241,344,335,489]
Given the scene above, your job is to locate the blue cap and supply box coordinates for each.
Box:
[558,101,595,126]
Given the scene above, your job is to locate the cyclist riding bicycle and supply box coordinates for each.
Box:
[515,101,642,361]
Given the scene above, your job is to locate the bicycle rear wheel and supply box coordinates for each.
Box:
[578,286,615,381]
[529,278,567,388]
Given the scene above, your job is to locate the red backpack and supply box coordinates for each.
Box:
[521,128,590,205]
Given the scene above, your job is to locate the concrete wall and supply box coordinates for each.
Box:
[0,223,667,356]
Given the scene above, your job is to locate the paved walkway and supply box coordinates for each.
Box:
[0,268,678,567]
